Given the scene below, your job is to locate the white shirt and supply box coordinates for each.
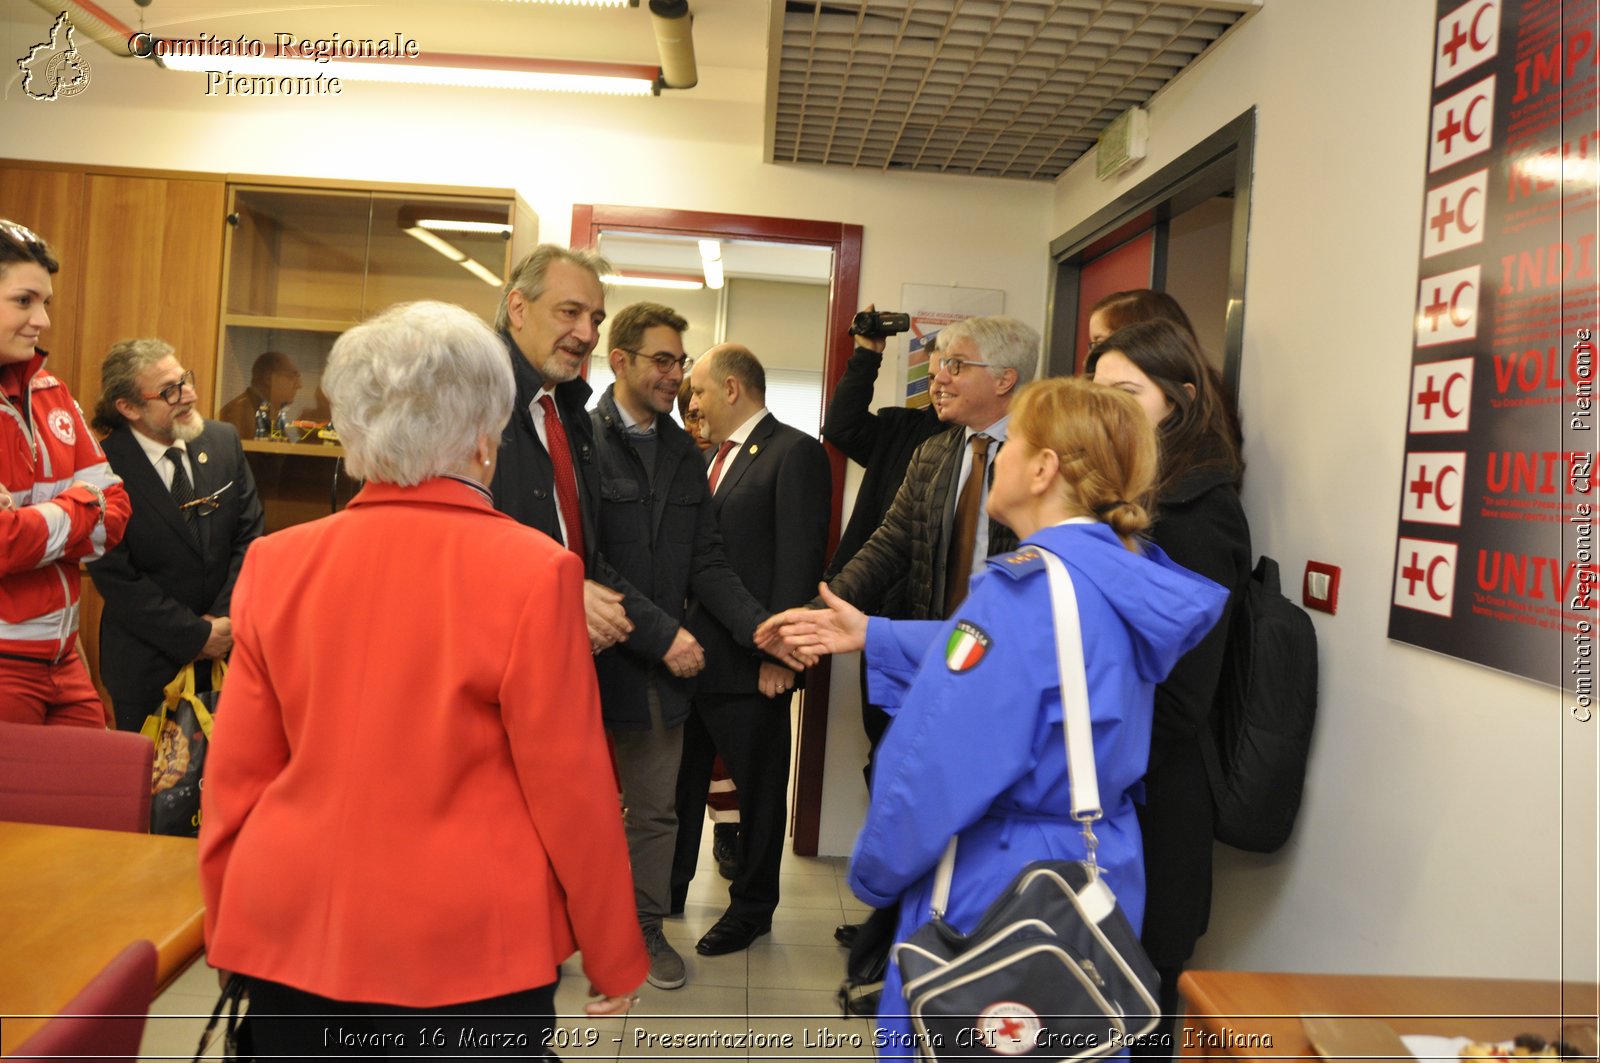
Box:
[708,407,769,494]
[954,414,1010,570]
[132,427,193,493]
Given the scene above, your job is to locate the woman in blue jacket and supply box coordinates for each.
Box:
[765,377,1227,1060]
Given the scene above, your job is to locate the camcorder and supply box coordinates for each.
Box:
[850,310,911,339]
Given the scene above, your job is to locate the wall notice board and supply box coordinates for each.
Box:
[1388,0,1598,699]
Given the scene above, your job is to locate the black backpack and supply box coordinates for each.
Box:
[1199,556,1319,853]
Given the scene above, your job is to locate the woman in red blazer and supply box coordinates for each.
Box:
[199,301,646,1057]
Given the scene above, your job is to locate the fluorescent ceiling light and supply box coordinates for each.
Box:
[499,0,632,6]
[156,52,658,96]
[417,219,512,236]
[406,227,466,262]
[459,259,505,287]
[406,228,502,287]
[602,273,704,291]
[698,240,724,291]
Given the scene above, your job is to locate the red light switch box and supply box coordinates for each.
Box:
[1303,561,1340,614]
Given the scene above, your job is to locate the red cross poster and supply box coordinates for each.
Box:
[1388,0,1598,697]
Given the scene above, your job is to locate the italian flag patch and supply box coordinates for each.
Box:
[945,621,992,673]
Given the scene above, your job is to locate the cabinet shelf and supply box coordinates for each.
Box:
[224,314,359,334]
[242,439,345,458]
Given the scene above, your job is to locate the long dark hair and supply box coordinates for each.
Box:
[1086,319,1241,499]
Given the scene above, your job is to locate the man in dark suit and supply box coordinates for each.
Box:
[88,339,264,732]
[670,343,831,956]
[489,244,633,652]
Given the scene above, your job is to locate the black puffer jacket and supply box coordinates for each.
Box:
[824,426,1018,619]
[821,345,950,619]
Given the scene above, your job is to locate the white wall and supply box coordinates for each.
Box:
[1053,2,1597,980]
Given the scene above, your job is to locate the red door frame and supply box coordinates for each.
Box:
[571,204,863,857]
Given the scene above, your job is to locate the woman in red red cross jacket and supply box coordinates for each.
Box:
[0,219,130,727]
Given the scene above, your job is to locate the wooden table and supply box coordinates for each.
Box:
[1179,970,1599,1060]
[0,820,206,1054]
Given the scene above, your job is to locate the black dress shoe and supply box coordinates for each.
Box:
[834,922,860,947]
[695,913,771,956]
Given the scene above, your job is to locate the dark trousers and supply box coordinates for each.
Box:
[243,977,558,1062]
[670,690,792,920]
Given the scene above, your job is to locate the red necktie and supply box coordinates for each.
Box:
[538,395,585,562]
[708,439,737,494]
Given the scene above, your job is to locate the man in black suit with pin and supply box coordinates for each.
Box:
[89,339,264,732]
[670,342,831,956]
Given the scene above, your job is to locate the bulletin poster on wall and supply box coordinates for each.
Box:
[899,285,1005,408]
[1387,0,1598,695]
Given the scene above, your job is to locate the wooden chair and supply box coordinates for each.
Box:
[0,721,152,832]
[9,939,159,1063]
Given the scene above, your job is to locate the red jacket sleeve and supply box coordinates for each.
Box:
[499,549,648,998]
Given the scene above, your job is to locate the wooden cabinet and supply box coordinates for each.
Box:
[215,179,533,532]
[3,159,535,700]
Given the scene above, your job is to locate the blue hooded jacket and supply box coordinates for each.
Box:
[849,519,1227,1060]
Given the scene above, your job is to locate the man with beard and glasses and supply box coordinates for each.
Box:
[490,244,637,654]
[89,339,264,732]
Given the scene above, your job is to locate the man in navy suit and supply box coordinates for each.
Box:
[670,343,831,956]
[88,339,264,732]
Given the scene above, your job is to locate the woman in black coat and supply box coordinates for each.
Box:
[1087,312,1252,1060]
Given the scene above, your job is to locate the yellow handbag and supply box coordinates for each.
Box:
[140,660,227,836]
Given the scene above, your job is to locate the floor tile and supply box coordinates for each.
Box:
[778,852,846,878]
[677,946,749,990]
[660,900,725,947]
[747,943,852,992]
[776,871,842,910]
[767,906,849,948]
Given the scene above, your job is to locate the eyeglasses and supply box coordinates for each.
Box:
[141,370,196,406]
[177,480,233,516]
[937,357,994,377]
[625,349,692,373]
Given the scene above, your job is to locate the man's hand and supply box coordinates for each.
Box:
[584,579,633,653]
[855,302,886,354]
[0,483,14,512]
[758,660,796,699]
[661,626,705,678]
[755,610,822,669]
[761,583,869,659]
[199,615,233,660]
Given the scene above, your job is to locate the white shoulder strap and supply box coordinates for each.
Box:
[1039,549,1102,822]
[927,547,1101,918]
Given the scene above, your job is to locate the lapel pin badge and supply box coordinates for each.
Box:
[197,452,209,464]
[748,444,760,455]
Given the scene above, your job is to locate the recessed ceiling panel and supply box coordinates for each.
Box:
[769,0,1258,181]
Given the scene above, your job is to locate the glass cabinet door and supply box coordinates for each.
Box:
[367,195,514,324]
[215,182,519,532]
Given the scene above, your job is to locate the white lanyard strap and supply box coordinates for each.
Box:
[927,547,1101,919]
